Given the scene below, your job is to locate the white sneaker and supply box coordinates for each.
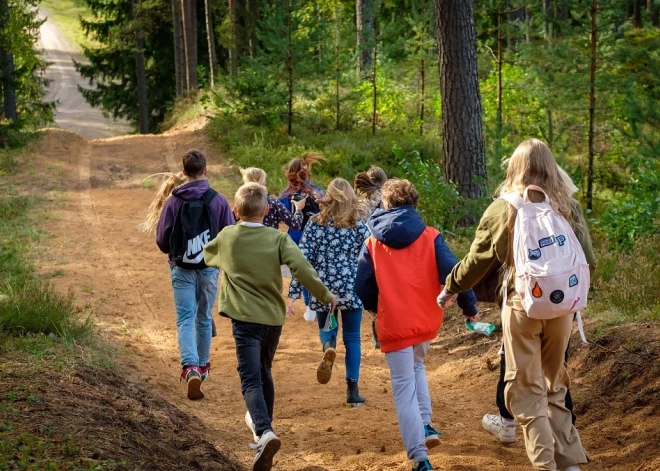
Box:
[252,430,281,471]
[562,467,581,471]
[303,306,316,322]
[245,411,259,443]
[482,413,516,444]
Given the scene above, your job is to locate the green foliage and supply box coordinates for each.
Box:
[395,145,462,231]
[76,0,176,129]
[0,0,53,147]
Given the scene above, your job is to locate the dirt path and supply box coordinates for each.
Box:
[39,9,131,139]
[32,126,654,471]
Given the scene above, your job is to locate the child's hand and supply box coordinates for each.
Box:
[286,298,295,317]
[330,296,337,313]
[437,288,456,308]
[293,198,306,212]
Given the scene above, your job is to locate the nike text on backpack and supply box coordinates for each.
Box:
[170,189,218,269]
[499,185,589,340]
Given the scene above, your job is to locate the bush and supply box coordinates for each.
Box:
[590,235,660,323]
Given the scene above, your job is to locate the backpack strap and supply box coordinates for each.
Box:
[498,192,524,210]
[202,188,218,204]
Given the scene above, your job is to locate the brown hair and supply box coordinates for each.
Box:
[354,166,387,200]
[241,167,268,186]
[283,151,326,196]
[234,183,268,219]
[313,178,366,228]
[381,179,419,209]
[182,149,207,178]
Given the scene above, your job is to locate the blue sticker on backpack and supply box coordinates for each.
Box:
[557,235,566,246]
[528,248,542,260]
[539,236,556,248]
[569,274,578,287]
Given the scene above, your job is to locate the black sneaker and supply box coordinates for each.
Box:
[424,423,442,449]
[412,458,433,471]
[317,338,336,385]
[211,319,217,338]
[371,318,381,349]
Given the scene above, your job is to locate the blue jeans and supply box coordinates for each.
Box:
[170,266,219,368]
[316,308,363,382]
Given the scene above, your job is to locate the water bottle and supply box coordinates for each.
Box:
[465,319,496,336]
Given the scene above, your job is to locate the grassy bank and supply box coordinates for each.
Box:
[41,0,93,50]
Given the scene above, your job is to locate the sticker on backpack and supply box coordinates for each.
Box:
[539,236,556,248]
[528,248,542,260]
[569,274,578,287]
[557,235,566,246]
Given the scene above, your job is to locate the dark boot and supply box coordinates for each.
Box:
[371,318,381,349]
[346,380,366,407]
[317,337,336,385]
[211,319,217,338]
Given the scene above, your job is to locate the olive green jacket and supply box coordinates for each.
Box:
[445,198,596,300]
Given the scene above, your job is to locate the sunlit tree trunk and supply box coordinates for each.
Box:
[204,0,217,88]
[133,0,148,133]
[587,0,597,210]
[172,0,184,96]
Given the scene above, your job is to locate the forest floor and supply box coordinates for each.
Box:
[9,121,657,471]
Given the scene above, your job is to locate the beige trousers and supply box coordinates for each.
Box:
[502,299,588,470]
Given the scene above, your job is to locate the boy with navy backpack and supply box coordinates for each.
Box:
[156,149,235,400]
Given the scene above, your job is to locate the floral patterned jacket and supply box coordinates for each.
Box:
[289,218,371,312]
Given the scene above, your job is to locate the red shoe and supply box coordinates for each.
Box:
[180,366,204,400]
[200,362,211,382]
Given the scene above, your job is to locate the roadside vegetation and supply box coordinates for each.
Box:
[40,0,95,49]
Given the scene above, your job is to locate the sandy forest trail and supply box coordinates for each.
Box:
[32,125,654,471]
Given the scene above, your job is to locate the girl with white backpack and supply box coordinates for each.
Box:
[440,139,596,471]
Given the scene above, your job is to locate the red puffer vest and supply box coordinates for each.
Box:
[366,227,445,353]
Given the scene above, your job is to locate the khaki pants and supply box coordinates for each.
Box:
[502,299,587,470]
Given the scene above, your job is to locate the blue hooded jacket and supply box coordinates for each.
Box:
[355,206,478,317]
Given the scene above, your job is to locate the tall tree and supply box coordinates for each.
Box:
[434,0,487,200]
[204,0,218,87]
[134,0,149,134]
[356,0,375,76]
[180,0,198,92]
[587,0,598,210]
[0,0,17,121]
[172,0,184,96]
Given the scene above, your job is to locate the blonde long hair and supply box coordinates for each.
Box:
[139,172,186,234]
[313,178,366,228]
[498,139,587,263]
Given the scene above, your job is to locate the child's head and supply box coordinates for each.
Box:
[234,183,268,221]
[498,138,572,220]
[182,149,207,179]
[241,167,267,187]
[315,178,364,228]
[381,179,419,210]
[354,166,387,200]
[283,151,326,194]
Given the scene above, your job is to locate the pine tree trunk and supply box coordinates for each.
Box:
[356,0,374,77]
[587,0,597,211]
[133,0,149,134]
[0,0,17,121]
[434,0,487,201]
[420,57,425,136]
[634,0,643,27]
[286,0,293,136]
[372,28,377,135]
[335,4,341,131]
[204,0,217,88]
[172,0,184,96]
[180,0,198,93]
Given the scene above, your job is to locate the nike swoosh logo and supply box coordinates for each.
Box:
[183,250,204,264]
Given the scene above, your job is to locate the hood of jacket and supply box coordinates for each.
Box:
[172,180,210,201]
[367,206,426,249]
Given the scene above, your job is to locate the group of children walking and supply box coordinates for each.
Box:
[151,139,594,471]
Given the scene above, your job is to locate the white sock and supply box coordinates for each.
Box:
[502,417,516,426]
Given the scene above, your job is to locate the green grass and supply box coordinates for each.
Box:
[40,0,94,50]
[0,154,92,342]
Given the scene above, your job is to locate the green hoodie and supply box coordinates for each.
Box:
[203,224,333,326]
[445,198,596,298]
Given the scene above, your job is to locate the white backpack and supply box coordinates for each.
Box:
[500,185,590,327]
